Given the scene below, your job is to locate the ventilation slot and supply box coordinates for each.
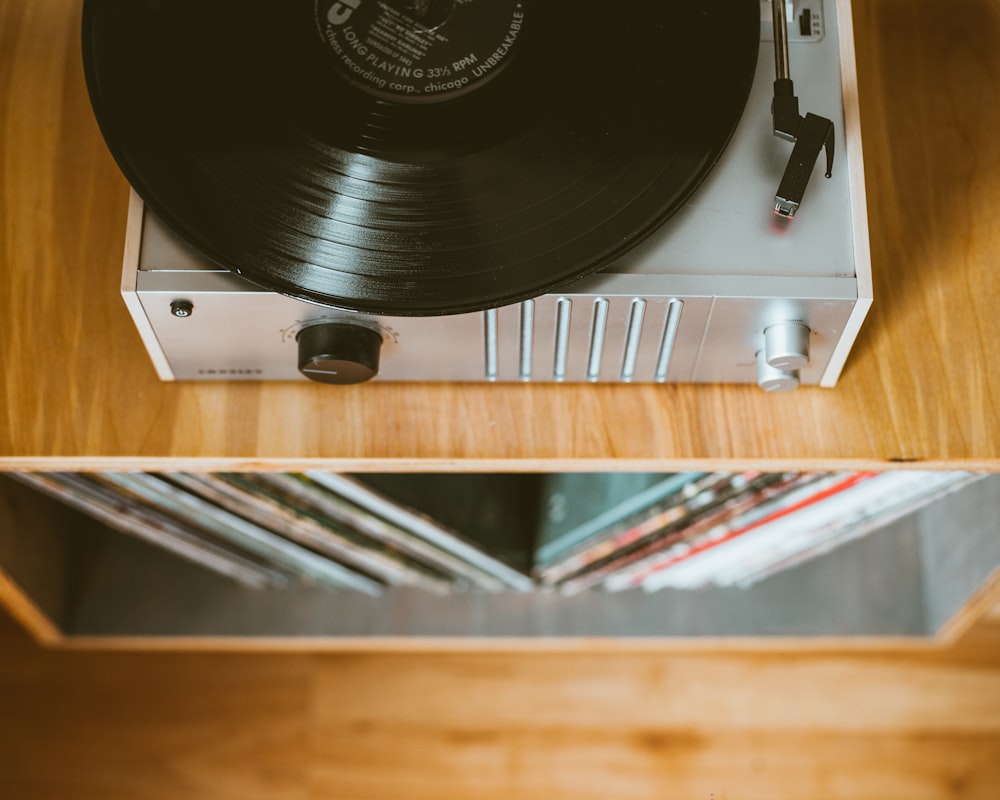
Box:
[519,300,534,381]
[620,299,647,382]
[655,299,684,382]
[552,298,572,382]
[484,308,498,381]
[587,299,610,382]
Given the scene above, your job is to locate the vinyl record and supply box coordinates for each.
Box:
[83,0,760,315]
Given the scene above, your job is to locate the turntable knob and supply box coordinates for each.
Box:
[297,323,382,385]
[756,352,800,393]
[763,322,811,371]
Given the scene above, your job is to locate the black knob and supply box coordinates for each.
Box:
[297,323,382,385]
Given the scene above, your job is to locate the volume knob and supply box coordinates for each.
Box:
[757,352,800,392]
[297,323,382,385]
[764,322,811,371]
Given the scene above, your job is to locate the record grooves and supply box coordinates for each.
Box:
[83,0,760,316]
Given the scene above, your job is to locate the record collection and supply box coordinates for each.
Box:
[12,470,980,596]
[533,470,981,594]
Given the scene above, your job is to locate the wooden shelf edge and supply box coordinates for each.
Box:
[935,567,1000,646]
[3,459,1000,474]
[49,634,950,655]
[0,566,63,647]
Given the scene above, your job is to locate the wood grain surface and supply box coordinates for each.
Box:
[2,607,1000,799]
[2,0,1000,470]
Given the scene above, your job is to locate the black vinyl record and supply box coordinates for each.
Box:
[83,0,760,316]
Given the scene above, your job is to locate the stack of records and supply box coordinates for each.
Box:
[533,470,981,594]
[14,470,981,596]
[13,472,534,595]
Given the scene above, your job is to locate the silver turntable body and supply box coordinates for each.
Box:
[121,0,870,391]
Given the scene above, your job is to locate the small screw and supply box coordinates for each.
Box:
[170,299,194,318]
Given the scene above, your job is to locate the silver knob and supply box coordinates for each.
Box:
[757,352,800,392]
[764,322,811,370]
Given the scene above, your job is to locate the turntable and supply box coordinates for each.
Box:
[85,0,870,390]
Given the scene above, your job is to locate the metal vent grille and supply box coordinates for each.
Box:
[484,297,684,383]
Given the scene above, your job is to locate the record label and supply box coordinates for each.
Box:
[314,0,525,102]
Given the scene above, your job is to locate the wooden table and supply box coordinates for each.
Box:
[2,0,999,472]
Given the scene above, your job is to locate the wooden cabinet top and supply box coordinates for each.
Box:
[2,0,999,471]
